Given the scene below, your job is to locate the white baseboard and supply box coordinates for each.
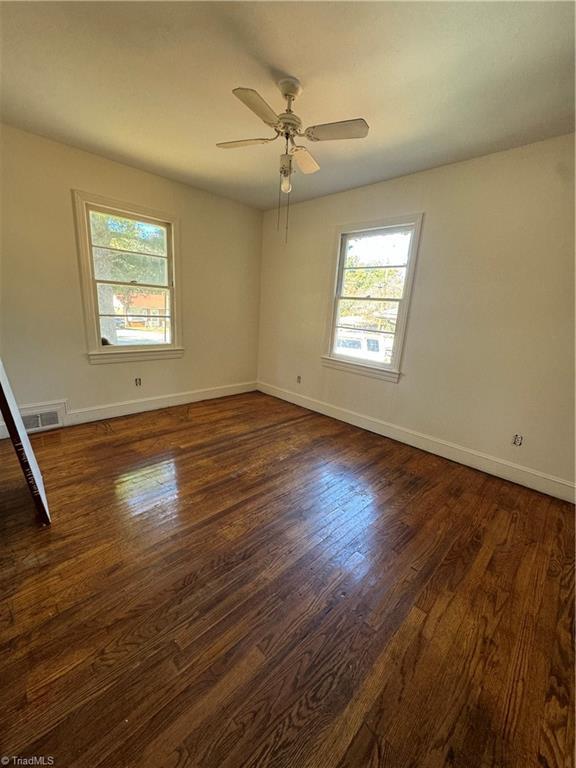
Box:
[3,380,573,503]
[65,381,257,425]
[257,381,575,504]
[0,382,257,437]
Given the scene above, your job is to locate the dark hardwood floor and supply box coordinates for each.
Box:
[0,392,573,767]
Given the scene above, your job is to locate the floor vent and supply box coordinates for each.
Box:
[21,408,64,433]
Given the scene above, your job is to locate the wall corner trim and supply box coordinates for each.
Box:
[257,381,575,503]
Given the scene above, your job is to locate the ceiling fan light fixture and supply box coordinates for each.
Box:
[280,152,292,194]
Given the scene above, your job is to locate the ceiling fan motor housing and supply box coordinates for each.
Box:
[278,112,302,135]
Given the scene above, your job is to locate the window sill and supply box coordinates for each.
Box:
[88,347,184,365]
[321,355,401,382]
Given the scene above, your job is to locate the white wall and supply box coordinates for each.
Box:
[258,135,575,500]
[2,127,573,500]
[0,125,262,418]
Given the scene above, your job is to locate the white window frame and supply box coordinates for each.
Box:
[322,213,423,383]
[73,190,183,364]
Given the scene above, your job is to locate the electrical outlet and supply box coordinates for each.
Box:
[512,434,523,446]
[135,377,142,387]
[296,375,302,384]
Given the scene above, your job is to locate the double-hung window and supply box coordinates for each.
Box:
[74,191,182,363]
[324,214,422,382]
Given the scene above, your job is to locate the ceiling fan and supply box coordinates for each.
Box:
[216,77,369,194]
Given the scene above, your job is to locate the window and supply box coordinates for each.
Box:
[74,191,182,363]
[323,215,422,382]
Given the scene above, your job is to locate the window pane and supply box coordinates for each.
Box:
[89,210,167,256]
[336,299,399,333]
[93,248,168,286]
[99,316,171,346]
[97,283,170,318]
[334,328,393,364]
[344,229,412,268]
[341,267,406,299]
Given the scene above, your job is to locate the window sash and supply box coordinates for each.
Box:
[335,325,395,336]
[88,204,169,255]
[98,313,172,319]
[342,265,407,270]
[74,193,180,357]
[87,206,174,349]
[74,191,183,363]
[94,277,171,291]
[328,219,421,373]
[88,242,169,259]
[338,295,402,303]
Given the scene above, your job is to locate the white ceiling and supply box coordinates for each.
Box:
[1,2,574,210]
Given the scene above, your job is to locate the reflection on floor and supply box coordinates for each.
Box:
[0,392,573,767]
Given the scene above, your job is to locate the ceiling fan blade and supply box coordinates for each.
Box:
[216,137,277,148]
[233,88,279,127]
[305,118,369,142]
[290,146,320,174]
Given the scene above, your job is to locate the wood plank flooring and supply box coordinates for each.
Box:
[0,392,573,767]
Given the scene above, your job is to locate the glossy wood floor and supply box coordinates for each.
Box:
[0,392,573,767]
